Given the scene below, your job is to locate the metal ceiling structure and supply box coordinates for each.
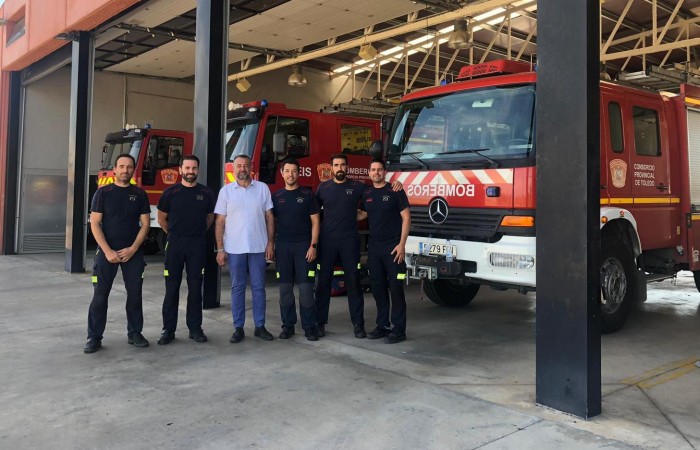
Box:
[92,0,700,100]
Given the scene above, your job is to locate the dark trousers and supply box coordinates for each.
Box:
[315,234,364,327]
[368,243,407,334]
[162,234,206,333]
[87,248,146,340]
[276,240,317,331]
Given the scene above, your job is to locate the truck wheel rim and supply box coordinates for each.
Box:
[601,258,626,314]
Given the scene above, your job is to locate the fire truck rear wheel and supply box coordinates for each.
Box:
[692,271,700,294]
[423,279,480,307]
[599,238,634,334]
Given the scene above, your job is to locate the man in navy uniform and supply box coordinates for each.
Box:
[272,158,320,341]
[314,154,402,338]
[84,154,151,353]
[358,159,411,343]
[156,155,215,345]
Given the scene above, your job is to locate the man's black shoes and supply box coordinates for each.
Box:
[158,331,175,345]
[254,326,274,341]
[353,324,367,339]
[189,329,208,343]
[317,324,326,337]
[128,333,150,348]
[229,327,245,343]
[83,338,102,354]
[279,326,295,339]
[305,328,319,341]
[367,327,392,340]
[384,332,406,344]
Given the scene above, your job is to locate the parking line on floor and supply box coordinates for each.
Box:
[620,356,699,388]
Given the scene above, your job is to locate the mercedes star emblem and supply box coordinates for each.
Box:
[428,198,448,224]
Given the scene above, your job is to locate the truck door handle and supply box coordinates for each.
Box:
[656,183,669,191]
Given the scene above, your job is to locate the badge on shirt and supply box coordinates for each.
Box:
[345,189,353,195]
[382,195,390,202]
[129,195,138,202]
[296,197,304,203]
[196,195,204,201]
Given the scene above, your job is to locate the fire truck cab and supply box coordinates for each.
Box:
[97,127,194,253]
[379,59,700,333]
[223,101,380,190]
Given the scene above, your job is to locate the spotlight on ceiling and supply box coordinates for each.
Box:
[236,78,251,92]
[288,65,307,87]
[447,19,472,50]
[358,43,378,61]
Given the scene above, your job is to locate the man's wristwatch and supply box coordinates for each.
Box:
[215,248,225,253]
[311,243,317,249]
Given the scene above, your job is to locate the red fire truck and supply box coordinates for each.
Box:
[379,59,700,333]
[97,102,379,253]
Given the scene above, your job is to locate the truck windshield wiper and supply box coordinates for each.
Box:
[440,148,500,168]
[400,151,429,169]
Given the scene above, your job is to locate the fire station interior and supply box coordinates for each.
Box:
[8,0,700,445]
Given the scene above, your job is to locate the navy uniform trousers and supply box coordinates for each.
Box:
[276,240,317,331]
[368,242,407,334]
[162,234,206,333]
[87,248,146,340]
[315,234,364,327]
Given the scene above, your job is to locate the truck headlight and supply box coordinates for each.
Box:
[488,253,535,269]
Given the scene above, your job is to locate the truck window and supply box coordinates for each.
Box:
[259,116,309,184]
[632,107,660,156]
[340,124,373,154]
[608,102,624,153]
[149,137,184,169]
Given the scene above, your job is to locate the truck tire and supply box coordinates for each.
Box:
[142,229,166,255]
[423,279,480,307]
[600,238,635,334]
[693,271,700,294]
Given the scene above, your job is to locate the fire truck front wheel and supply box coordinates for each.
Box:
[600,238,634,334]
[423,279,480,308]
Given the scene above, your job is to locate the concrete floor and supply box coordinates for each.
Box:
[0,253,698,449]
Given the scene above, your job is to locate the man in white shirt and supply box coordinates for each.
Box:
[215,155,275,342]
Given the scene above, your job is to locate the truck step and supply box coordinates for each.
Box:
[645,273,675,283]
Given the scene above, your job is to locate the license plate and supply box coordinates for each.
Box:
[419,242,457,256]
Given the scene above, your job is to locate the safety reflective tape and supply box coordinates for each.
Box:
[202,268,205,275]
[142,272,145,279]
[91,276,97,283]
[308,270,315,277]
[276,272,280,279]
[357,263,362,269]
[396,273,407,280]
[333,270,344,276]
[130,179,137,185]
[164,270,169,276]
[317,264,321,270]
[601,197,681,205]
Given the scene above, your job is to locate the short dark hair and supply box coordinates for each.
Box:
[233,154,251,163]
[280,158,300,171]
[331,153,347,164]
[115,153,136,167]
[370,158,385,169]
[180,154,200,167]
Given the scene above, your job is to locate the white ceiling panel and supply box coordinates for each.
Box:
[124,0,196,28]
[105,40,255,79]
[229,0,423,52]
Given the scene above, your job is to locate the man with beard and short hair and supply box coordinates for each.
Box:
[215,154,275,343]
[156,155,215,345]
[358,159,411,344]
[314,154,402,338]
[272,158,321,341]
[84,153,151,354]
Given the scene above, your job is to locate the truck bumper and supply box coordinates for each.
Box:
[405,235,537,289]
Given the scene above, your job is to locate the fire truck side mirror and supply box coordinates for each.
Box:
[381,114,394,132]
[273,131,288,156]
[370,140,384,159]
[101,145,108,167]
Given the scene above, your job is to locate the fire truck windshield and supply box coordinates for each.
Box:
[387,84,535,169]
[225,122,260,162]
[101,138,143,170]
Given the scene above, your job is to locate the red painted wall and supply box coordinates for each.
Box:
[1,0,140,71]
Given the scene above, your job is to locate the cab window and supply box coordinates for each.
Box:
[632,107,660,156]
[608,102,624,153]
[340,124,373,154]
[259,116,309,184]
